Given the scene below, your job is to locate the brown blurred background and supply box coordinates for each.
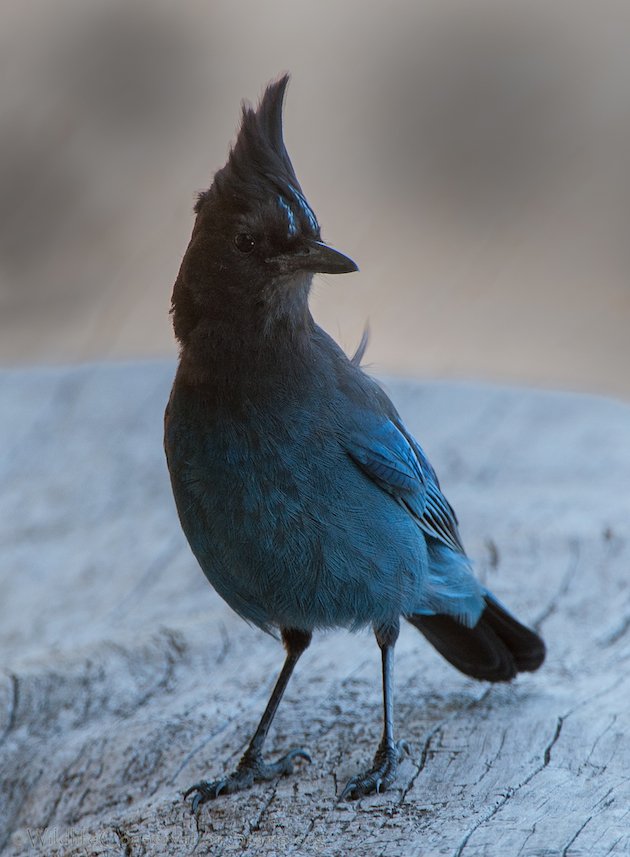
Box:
[2,0,629,397]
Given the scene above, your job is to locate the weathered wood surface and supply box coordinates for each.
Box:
[1,362,629,856]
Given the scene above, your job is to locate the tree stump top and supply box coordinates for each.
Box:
[2,362,629,856]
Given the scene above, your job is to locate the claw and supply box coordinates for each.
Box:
[183,781,207,800]
[280,748,312,772]
[397,739,411,757]
[339,780,357,801]
[184,779,227,813]
[183,783,198,800]
[288,748,312,764]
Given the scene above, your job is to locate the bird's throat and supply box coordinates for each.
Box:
[172,279,315,397]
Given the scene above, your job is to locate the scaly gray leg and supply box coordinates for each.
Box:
[341,621,409,799]
[185,628,312,812]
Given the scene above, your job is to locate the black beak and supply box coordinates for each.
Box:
[274,239,358,275]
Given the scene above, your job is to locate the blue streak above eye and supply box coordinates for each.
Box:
[278,196,299,237]
[286,187,319,233]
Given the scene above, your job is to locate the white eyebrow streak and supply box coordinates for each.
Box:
[277,195,299,237]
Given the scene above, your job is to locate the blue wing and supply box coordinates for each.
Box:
[346,415,465,555]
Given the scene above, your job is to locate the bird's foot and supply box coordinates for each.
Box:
[184,747,311,812]
[340,738,410,800]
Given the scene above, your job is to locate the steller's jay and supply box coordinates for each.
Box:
[164,75,545,809]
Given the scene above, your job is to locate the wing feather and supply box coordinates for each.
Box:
[346,416,465,554]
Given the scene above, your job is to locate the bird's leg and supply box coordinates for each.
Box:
[185,628,312,811]
[341,620,409,799]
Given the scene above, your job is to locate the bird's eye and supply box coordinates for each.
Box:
[234,232,256,253]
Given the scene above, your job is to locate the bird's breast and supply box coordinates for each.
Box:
[164,381,424,631]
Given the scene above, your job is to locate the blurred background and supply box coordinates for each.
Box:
[2,0,629,397]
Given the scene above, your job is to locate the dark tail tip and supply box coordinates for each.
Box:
[483,597,545,673]
[407,597,545,683]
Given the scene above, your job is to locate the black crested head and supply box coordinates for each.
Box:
[171,75,357,356]
[198,74,311,225]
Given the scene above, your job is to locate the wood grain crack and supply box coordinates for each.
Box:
[453,715,564,857]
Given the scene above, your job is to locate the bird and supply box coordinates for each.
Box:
[164,74,545,810]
